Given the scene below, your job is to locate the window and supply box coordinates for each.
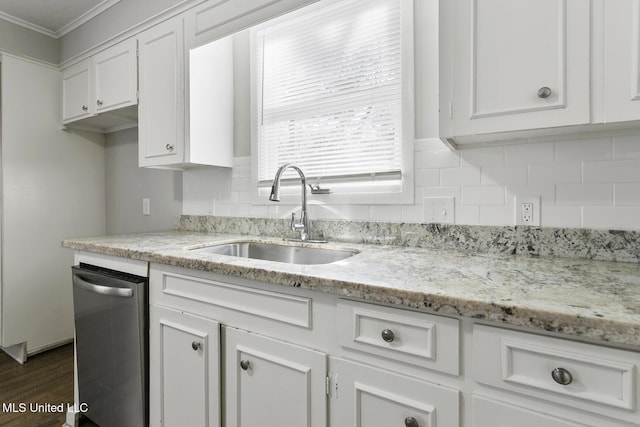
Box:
[252,0,414,204]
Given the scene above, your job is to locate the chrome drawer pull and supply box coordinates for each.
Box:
[551,367,573,385]
[240,360,251,371]
[537,86,552,98]
[191,341,202,351]
[405,416,419,427]
[381,329,395,343]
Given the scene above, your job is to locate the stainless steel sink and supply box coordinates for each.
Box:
[191,241,357,265]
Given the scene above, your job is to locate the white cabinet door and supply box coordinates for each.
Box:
[223,326,327,427]
[330,357,459,427]
[149,305,220,427]
[93,37,138,113]
[442,0,590,138]
[61,58,93,123]
[604,0,640,123]
[138,16,185,167]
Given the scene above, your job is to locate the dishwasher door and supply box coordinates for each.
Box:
[72,263,148,427]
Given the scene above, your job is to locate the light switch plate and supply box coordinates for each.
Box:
[424,197,455,224]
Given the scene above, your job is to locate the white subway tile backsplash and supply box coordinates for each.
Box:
[454,205,480,225]
[418,149,460,169]
[556,184,613,206]
[479,205,513,226]
[481,165,527,186]
[555,137,613,161]
[528,162,581,184]
[541,205,582,228]
[583,206,640,230]
[461,186,504,205]
[615,183,640,206]
[583,159,640,183]
[370,205,404,222]
[440,167,481,186]
[414,168,440,186]
[614,134,640,159]
[460,146,504,167]
[182,133,640,231]
[505,184,555,204]
[505,142,554,165]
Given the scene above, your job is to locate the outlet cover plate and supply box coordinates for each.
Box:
[515,195,540,226]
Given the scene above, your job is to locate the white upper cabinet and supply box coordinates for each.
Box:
[440,0,591,143]
[138,16,185,168]
[604,0,640,123]
[93,38,138,113]
[61,37,138,131]
[61,58,93,123]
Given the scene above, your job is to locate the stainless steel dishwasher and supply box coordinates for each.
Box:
[72,263,148,427]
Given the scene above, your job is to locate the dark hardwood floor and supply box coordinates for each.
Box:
[0,343,74,426]
[0,343,100,427]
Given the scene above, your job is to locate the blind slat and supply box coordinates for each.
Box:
[256,0,404,183]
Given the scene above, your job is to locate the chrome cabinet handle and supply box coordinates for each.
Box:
[82,105,88,112]
[381,329,395,343]
[240,360,251,371]
[191,341,202,351]
[96,99,103,106]
[165,144,174,152]
[551,367,573,385]
[537,86,552,99]
[405,417,419,427]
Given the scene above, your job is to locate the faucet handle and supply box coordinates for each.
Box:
[290,212,303,231]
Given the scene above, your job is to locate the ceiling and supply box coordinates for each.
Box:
[0,0,119,38]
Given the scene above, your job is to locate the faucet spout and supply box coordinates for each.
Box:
[269,164,323,242]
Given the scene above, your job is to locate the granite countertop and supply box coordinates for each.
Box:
[62,231,640,349]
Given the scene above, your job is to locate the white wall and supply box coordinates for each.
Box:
[105,128,182,234]
[0,17,58,64]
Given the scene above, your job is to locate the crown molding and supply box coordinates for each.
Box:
[0,0,121,39]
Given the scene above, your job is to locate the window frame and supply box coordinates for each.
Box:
[250,0,415,206]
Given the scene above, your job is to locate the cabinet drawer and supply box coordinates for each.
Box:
[151,267,312,328]
[473,324,640,424]
[473,396,589,427]
[337,299,459,375]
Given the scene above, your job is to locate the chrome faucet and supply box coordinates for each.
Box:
[269,164,325,242]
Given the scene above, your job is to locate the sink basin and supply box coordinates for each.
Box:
[191,241,357,265]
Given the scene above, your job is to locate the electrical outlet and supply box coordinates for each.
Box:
[515,196,540,226]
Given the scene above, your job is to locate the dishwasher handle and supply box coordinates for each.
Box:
[73,274,134,298]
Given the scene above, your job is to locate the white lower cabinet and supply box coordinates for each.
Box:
[149,305,220,427]
[147,264,638,427]
[330,357,459,427]
[223,326,327,427]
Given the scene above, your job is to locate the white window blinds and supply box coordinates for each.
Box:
[255,0,404,188]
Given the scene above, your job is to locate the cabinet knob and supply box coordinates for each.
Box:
[165,144,174,152]
[82,105,88,112]
[381,329,395,343]
[191,341,202,351]
[551,367,573,385]
[96,99,103,106]
[537,86,552,99]
[405,416,419,427]
[240,360,251,371]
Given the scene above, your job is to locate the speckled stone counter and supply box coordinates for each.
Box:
[62,231,640,349]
